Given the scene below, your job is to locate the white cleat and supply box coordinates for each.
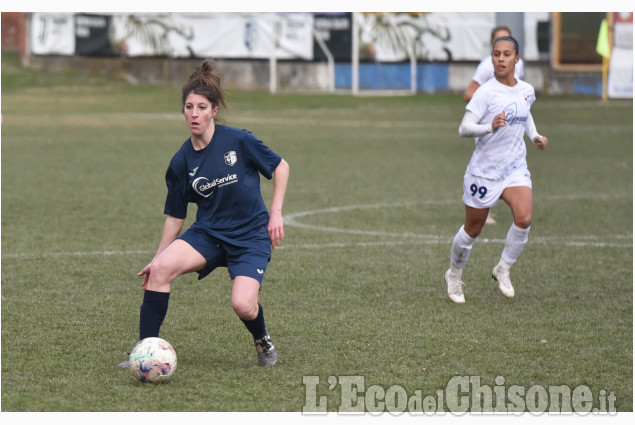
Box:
[492,265,515,298]
[445,268,465,303]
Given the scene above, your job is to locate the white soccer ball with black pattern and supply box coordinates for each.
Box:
[129,337,177,383]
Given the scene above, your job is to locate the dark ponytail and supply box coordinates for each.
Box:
[181,59,227,111]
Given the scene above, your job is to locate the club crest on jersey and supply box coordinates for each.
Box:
[224,151,237,166]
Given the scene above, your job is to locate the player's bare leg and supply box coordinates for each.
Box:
[233,276,277,366]
[493,186,533,298]
[446,206,489,303]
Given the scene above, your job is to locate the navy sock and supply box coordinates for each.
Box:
[139,290,170,340]
[240,304,267,340]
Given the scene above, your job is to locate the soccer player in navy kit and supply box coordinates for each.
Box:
[134,59,289,366]
[445,36,548,303]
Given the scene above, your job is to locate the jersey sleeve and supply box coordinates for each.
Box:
[524,111,540,141]
[523,83,539,140]
[459,110,492,137]
[465,84,489,121]
[525,83,536,107]
[163,154,188,219]
[240,130,282,180]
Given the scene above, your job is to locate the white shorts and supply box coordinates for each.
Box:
[462,168,532,209]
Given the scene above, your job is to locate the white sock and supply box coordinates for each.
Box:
[501,224,530,265]
[451,225,476,271]
[497,258,512,270]
[450,265,463,277]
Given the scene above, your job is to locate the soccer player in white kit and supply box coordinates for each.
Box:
[445,36,548,303]
[463,26,525,102]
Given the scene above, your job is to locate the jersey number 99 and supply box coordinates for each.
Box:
[470,184,488,199]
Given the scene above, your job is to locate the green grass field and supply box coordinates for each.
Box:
[1,50,632,413]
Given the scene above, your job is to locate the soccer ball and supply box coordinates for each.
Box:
[129,337,177,383]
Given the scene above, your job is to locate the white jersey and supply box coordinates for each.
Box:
[472,56,525,85]
[465,77,536,180]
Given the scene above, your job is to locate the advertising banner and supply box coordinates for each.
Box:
[110,13,314,60]
[313,12,352,61]
[75,14,114,56]
[30,13,75,55]
[608,12,633,98]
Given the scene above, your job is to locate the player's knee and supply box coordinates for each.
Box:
[464,223,484,238]
[149,257,178,286]
[514,212,532,229]
[232,298,258,320]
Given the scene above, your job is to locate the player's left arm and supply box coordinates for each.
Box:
[268,159,290,248]
[525,111,548,150]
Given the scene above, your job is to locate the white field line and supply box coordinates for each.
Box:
[276,238,632,250]
[36,112,458,130]
[32,112,633,133]
[223,115,633,133]
[2,234,629,260]
[1,249,154,259]
[282,197,632,249]
[3,197,631,259]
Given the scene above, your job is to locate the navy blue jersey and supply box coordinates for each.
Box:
[164,125,282,246]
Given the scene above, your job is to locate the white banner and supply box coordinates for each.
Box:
[609,13,633,98]
[613,14,633,49]
[30,13,75,55]
[358,12,546,62]
[31,12,551,62]
[419,12,495,61]
[608,47,633,99]
[110,13,314,59]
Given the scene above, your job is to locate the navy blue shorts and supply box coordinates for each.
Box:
[178,227,271,284]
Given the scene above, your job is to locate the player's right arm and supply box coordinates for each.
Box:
[138,215,185,287]
[154,215,185,255]
[458,110,507,137]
